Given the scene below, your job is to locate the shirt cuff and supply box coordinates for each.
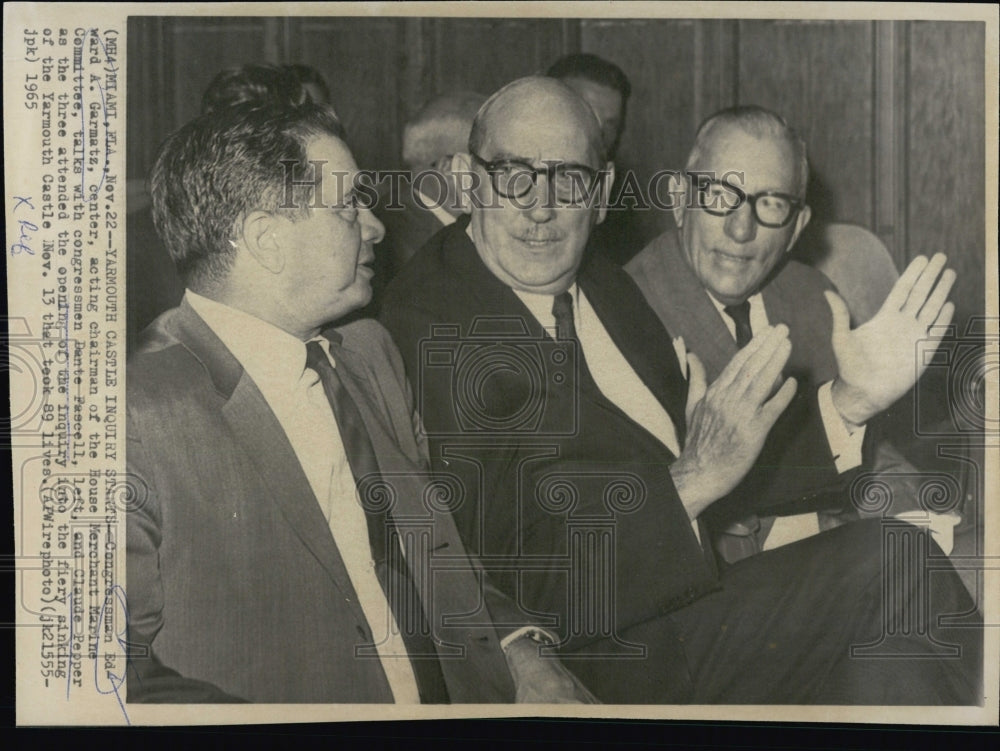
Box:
[500,626,557,652]
[817,381,867,473]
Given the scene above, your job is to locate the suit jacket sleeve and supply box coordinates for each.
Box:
[126,407,246,703]
[373,319,527,639]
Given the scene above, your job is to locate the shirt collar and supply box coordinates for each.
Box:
[705,290,763,316]
[512,283,579,334]
[185,290,309,389]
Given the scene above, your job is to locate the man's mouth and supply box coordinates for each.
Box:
[518,234,562,248]
[713,248,752,264]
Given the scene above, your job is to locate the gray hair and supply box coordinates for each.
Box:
[687,105,809,196]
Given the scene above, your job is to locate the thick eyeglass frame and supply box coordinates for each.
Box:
[689,174,804,229]
[470,152,603,205]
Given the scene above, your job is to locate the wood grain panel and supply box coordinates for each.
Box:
[126,17,167,182]
[431,18,569,98]
[167,18,275,136]
[738,21,875,230]
[582,19,703,240]
[906,21,986,328]
[294,17,404,171]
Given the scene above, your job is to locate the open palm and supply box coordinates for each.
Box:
[827,253,956,428]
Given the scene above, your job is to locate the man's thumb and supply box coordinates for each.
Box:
[685,351,707,425]
[824,290,851,339]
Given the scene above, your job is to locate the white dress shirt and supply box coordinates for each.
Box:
[186,291,421,702]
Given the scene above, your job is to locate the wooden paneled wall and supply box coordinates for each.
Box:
[127,16,986,328]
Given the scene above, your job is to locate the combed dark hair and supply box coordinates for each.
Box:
[285,64,332,104]
[200,63,309,115]
[545,53,632,101]
[150,101,345,290]
[688,105,809,196]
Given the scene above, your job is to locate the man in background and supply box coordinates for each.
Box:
[546,53,647,264]
[374,90,486,279]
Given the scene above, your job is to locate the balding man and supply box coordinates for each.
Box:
[626,106,957,562]
[381,78,981,704]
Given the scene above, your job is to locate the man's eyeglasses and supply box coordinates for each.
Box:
[690,175,804,229]
[471,152,603,206]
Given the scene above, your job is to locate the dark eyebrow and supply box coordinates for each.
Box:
[485,150,531,163]
[486,153,599,172]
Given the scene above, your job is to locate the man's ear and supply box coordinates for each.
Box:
[667,173,687,229]
[786,203,812,253]
[239,210,284,274]
[451,152,475,215]
[596,162,616,225]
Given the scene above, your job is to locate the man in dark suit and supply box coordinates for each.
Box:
[380,77,981,704]
[625,106,957,560]
[127,101,592,703]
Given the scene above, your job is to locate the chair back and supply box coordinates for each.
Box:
[809,223,899,325]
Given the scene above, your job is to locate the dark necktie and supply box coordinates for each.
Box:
[305,340,448,703]
[723,300,753,349]
[552,291,578,343]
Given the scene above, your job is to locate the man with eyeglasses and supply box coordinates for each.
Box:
[381,82,980,703]
[127,99,594,704]
[626,105,956,563]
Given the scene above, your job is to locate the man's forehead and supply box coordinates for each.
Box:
[305,133,356,169]
[695,125,798,190]
[303,133,358,196]
[481,106,601,165]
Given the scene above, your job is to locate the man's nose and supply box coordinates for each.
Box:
[724,201,757,243]
[524,174,555,222]
[360,207,385,244]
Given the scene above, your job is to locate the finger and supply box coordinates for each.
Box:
[712,325,774,390]
[883,255,929,311]
[825,290,852,343]
[743,335,793,406]
[930,301,956,337]
[685,351,707,426]
[902,253,948,316]
[758,377,798,427]
[914,303,955,377]
[730,324,789,395]
[916,268,956,326]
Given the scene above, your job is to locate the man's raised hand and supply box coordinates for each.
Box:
[670,325,797,520]
[828,253,956,429]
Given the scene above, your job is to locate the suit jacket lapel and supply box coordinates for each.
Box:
[445,221,689,452]
[651,231,738,383]
[578,254,689,446]
[169,300,369,625]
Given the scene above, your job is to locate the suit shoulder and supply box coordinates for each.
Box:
[624,232,670,278]
[778,258,837,294]
[336,318,408,376]
[584,250,651,298]
[336,317,395,353]
[128,311,216,411]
